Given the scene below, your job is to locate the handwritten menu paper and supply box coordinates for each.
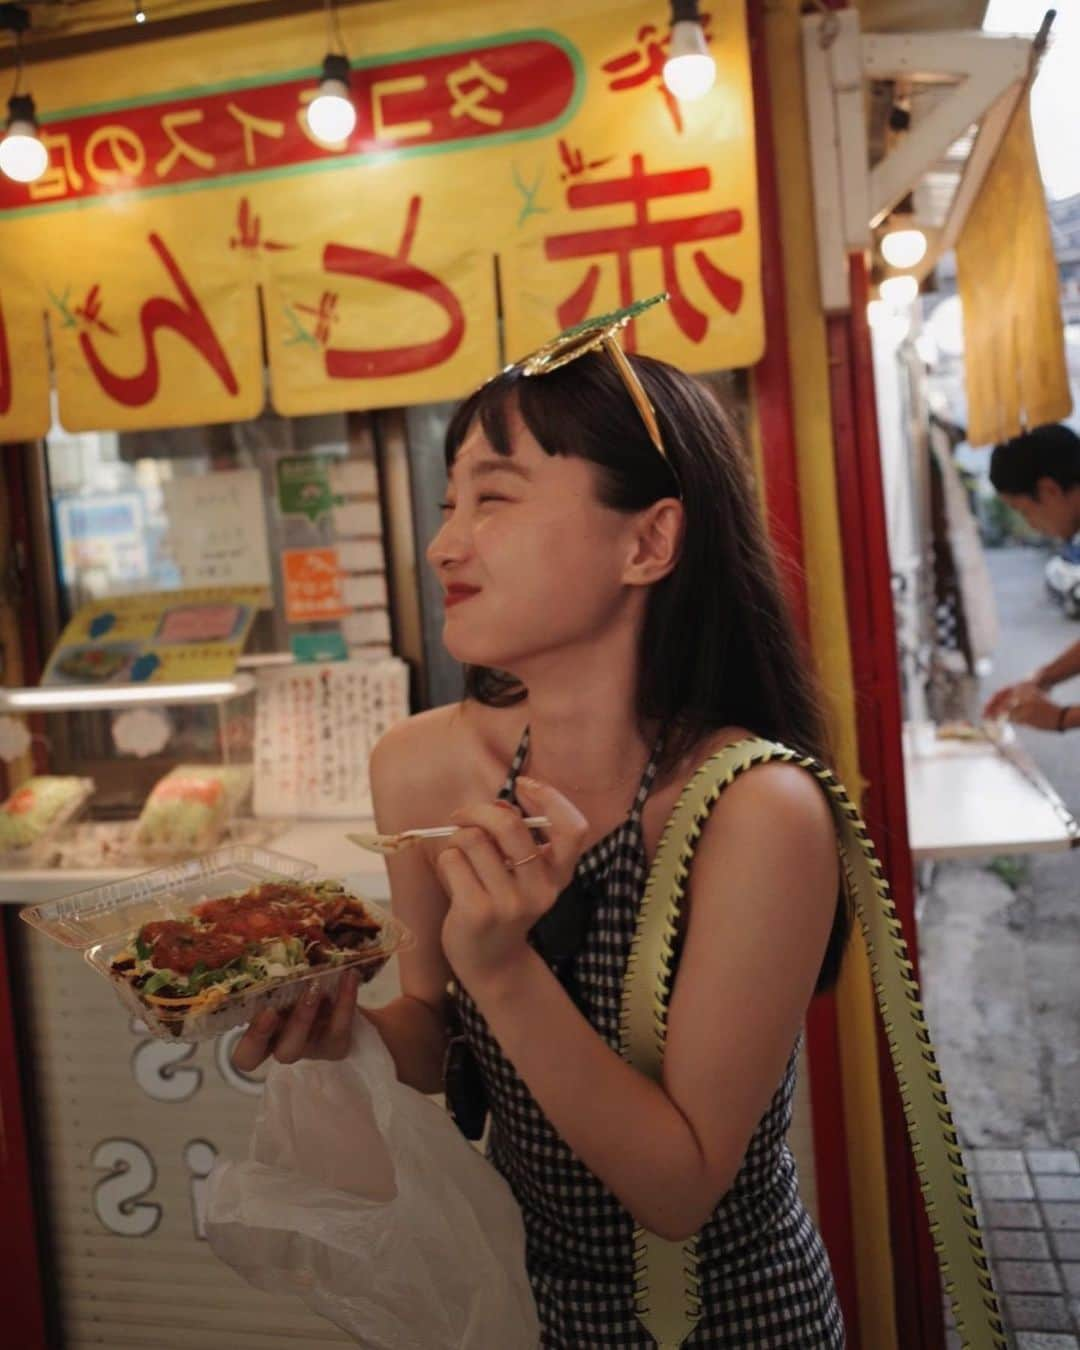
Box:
[253,658,409,818]
[163,469,272,590]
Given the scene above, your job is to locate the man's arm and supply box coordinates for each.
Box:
[983,637,1080,719]
[1034,638,1080,690]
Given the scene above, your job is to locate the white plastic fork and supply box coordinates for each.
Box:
[347,817,551,856]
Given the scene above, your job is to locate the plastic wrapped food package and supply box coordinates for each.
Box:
[20,845,413,1042]
[0,776,95,857]
[135,764,254,856]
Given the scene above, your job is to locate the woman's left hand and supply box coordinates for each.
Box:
[435,776,588,995]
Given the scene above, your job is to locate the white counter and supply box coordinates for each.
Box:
[902,723,1078,861]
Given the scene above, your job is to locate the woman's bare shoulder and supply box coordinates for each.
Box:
[369,698,526,828]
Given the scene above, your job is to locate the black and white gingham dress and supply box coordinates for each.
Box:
[453,726,846,1348]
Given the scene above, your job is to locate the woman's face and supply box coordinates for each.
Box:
[426,406,637,672]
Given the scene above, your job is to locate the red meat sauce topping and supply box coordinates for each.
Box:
[137,884,378,973]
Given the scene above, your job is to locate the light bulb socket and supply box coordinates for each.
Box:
[671,0,703,21]
[669,20,711,61]
[6,93,37,133]
[320,52,351,90]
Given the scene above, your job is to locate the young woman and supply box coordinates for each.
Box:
[234,342,850,1347]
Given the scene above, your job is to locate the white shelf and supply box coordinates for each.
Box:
[0,674,256,713]
[0,820,391,906]
[903,722,1078,861]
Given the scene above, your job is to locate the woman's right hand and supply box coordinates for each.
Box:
[231,968,362,1073]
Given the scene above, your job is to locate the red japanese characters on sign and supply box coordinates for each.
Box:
[0,38,577,212]
[51,233,240,408]
[602,13,714,134]
[295,196,465,379]
[545,153,744,348]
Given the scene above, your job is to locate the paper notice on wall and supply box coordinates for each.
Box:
[281,547,348,623]
[164,469,272,591]
[329,460,378,496]
[336,539,385,572]
[331,502,382,537]
[253,658,410,818]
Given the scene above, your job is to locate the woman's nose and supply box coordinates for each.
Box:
[426,512,470,568]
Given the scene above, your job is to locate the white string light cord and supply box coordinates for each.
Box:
[619,737,1006,1350]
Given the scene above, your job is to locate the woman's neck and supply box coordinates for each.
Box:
[514,673,657,802]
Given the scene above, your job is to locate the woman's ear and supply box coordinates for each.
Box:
[622,498,684,587]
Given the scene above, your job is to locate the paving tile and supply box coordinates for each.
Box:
[1005,1295,1072,1331]
[1014,1335,1080,1350]
[983,1199,1043,1228]
[995,1260,1062,1293]
[1035,1176,1080,1203]
[944,1331,962,1350]
[1027,1150,1080,1176]
[981,1172,1037,1200]
[1043,1203,1080,1231]
[1050,1231,1080,1261]
[988,1229,1052,1260]
[974,1148,1028,1172]
[1061,1264,1080,1295]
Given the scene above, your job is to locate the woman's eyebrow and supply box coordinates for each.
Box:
[449,458,533,484]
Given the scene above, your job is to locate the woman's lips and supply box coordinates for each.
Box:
[444,588,480,608]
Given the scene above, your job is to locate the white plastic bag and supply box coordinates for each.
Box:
[205,1013,540,1349]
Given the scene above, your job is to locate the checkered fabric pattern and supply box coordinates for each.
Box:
[453,727,845,1348]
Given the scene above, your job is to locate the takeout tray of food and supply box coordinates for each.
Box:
[20,845,412,1043]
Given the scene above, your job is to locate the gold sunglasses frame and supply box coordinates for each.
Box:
[512,293,681,497]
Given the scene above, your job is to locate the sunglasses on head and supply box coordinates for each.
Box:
[508,292,683,500]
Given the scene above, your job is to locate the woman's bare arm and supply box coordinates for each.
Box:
[463,762,838,1241]
[361,712,458,1093]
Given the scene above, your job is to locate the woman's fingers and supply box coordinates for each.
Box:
[512,777,588,875]
[325,969,361,1057]
[230,973,359,1073]
[230,1005,280,1073]
[271,981,325,1063]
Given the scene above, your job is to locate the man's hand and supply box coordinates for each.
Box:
[990,685,1065,731]
[983,678,1044,720]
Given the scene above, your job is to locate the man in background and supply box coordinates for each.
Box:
[983,422,1080,732]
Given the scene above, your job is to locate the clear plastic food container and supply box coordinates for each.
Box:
[20,844,412,1043]
[0,775,95,864]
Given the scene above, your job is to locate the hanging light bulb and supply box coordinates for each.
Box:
[879,274,920,308]
[880,226,927,269]
[0,94,48,184]
[133,3,147,24]
[663,0,716,101]
[878,192,927,270]
[307,52,356,143]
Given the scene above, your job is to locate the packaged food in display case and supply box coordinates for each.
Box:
[135,764,255,857]
[20,845,413,1043]
[0,776,95,859]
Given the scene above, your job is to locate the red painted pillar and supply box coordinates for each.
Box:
[0,448,50,1348]
[747,5,862,1340]
[826,255,946,1348]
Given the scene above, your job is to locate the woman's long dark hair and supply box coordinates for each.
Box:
[444,350,850,992]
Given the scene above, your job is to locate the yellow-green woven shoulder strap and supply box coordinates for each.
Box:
[618,736,1005,1350]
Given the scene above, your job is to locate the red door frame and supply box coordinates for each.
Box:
[826,256,946,1348]
[0,447,51,1349]
[747,5,862,1340]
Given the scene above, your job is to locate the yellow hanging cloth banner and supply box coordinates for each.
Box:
[957,94,1072,447]
[0,0,763,440]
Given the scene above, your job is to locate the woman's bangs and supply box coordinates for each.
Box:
[444,374,518,468]
[443,356,607,471]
